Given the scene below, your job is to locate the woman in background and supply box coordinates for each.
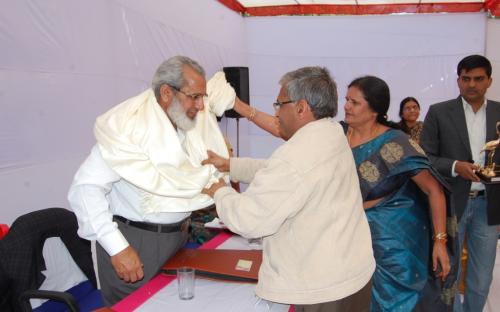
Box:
[398,97,424,144]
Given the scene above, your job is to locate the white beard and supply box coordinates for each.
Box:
[167,97,196,131]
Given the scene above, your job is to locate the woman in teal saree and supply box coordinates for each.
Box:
[345,76,458,311]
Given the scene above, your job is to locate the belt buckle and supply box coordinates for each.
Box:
[469,190,479,198]
[181,219,191,232]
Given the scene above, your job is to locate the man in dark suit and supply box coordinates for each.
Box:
[421,54,500,312]
[0,208,96,311]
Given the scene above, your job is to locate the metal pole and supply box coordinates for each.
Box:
[236,118,240,157]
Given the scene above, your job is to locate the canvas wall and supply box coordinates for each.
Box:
[240,12,487,158]
[0,0,246,224]
[0,1,495,224]
[487,18,500,100]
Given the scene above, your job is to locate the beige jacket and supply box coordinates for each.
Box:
[214,118,375,304]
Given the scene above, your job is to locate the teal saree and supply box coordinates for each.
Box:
[351,129,458,312]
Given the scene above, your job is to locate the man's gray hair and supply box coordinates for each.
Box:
[279,67,338,119]
[151,55,205,101]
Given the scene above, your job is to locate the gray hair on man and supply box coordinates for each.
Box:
[151,55,206,101]
[279,66,338,119]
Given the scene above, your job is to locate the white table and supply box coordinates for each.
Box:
[112,232,291,312]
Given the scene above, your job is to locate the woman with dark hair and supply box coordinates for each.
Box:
[345,76,457,311]
[398,97,424,144]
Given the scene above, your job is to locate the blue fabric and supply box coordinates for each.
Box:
[453,195,498,312]
[366,183,430,311]
[184,241,201,249]
[352,130,457,312]
[33,280,103,312]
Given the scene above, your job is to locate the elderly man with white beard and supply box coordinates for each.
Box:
[68,55,235,305]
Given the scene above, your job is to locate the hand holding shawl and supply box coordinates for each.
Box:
[93,72,235,213]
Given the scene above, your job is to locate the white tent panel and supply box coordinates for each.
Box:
[0,0,247,224]
[0,1,491,224]
[237,13,486,157]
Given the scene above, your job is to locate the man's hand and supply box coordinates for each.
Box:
[454,161,480,182]
[202,150,230,172]
[202,178,227,198]
[111,246,144,283]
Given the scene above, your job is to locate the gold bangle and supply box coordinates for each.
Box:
[248,107,256,122]
[433,232,448,241]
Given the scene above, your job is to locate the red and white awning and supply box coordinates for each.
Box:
[219,0,500,16]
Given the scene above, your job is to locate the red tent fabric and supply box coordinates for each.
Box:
[0,224,9,240]
[486,0,500,15]
[219,0,499,16]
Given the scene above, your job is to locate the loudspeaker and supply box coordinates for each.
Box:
[223,67,249,119]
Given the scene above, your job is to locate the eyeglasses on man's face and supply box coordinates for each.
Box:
[170,85,207,102]
[272,100,294,111]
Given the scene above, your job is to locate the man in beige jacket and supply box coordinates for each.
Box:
[202,66,375,312]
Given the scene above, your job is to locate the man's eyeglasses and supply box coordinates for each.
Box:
[170,85,207,102]
[272,100,294,111]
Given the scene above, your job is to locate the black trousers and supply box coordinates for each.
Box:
[294,278,373,312]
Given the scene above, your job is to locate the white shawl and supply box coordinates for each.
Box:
[94,72,235,213]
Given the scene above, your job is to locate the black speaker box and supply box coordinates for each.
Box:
[223,67,249,119]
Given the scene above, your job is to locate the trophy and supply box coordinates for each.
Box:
[477,121,500,183]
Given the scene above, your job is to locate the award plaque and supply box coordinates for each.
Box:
[477,121,500,184]
[477,165,500,183]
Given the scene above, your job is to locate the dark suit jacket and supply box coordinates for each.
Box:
[0,208,96,311]
[421,96,500,225]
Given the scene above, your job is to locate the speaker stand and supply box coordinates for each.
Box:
[236,117,240,157]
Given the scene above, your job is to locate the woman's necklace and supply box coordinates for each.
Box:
[348,123,380,147]
[405,120,417,129]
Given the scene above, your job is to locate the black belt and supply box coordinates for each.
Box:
[469,190,485,198]
[113,215,190,233]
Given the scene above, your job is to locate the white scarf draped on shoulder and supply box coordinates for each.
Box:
[93,72,235,214]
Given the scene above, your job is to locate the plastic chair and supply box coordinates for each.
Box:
[0,224,9,240]
[0,208,102,312]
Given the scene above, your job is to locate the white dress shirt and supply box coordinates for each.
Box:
[451,97,487,191]
[68,144,190,256]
